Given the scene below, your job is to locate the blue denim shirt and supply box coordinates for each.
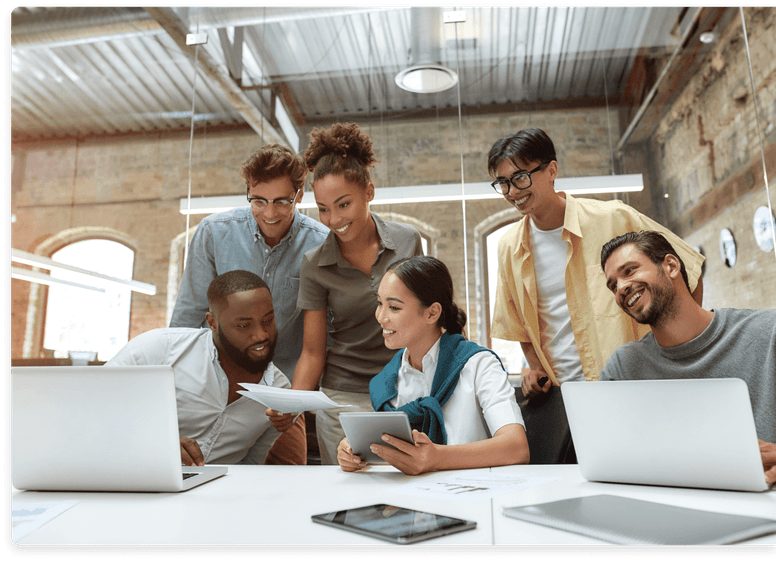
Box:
[170,207,329,380]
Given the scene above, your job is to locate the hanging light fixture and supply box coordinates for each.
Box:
[395,8,458,94]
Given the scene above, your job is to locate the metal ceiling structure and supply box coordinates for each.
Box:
[11,6,697,147]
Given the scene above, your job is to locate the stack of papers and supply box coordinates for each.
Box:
[237,384,355,413]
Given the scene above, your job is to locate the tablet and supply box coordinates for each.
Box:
[339,411,414,463]
[311,504,477,544]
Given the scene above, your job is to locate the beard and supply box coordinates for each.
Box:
[216,324,275,375]
[625,270,678,328]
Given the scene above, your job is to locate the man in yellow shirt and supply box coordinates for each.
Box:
[488,128,704,400]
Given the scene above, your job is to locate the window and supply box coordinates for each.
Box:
[486,223,526,374]
[43,239,135,361]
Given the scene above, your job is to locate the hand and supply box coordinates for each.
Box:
[180,436,204,467]
[759,440,776,485]
[371,430,439,476]
[266,408,297,432]
[337,437,367,472]
[521,368,553,399]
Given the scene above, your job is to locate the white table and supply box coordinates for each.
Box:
[12,465,776,546]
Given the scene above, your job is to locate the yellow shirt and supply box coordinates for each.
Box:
[491,193,704,383]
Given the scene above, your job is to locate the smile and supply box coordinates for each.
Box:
[335,224,350,234]
[382,329,395,335]
[626,290,643,308]
[263,219,281,225]
[514,194,530,205]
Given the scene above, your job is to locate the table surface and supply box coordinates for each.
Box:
[12,464,776,546]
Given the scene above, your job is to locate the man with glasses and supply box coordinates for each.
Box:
[487,128,704,402]
[171,144,328,382]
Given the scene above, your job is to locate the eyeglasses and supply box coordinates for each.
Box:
[490,162,550,195]
[247,189,299,210]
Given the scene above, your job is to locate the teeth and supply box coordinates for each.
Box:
[252,345,265,351]
[383,329,395,335]
[515,195,530,205]
[336,224,350,233]
[264,220,280,225]
[627,292,641,307]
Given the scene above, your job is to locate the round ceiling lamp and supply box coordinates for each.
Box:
[395,64,458,94]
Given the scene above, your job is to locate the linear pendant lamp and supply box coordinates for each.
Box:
[11,249,157,295]
[179,174,644,215]
[11,267,106,293]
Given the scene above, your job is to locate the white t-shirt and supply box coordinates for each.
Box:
[389,336,524,445]
[529,220,585,384]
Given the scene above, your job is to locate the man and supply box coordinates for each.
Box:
[600,230,776,483]
[108,270,306,466]
[488,128,704,400]
[170,144,329,381]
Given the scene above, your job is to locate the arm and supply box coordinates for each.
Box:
[372,424,529,476]
[266,309,329,431]
[520,341,552,399]
[263,413,307,465]
[290,309,329,391]
[170,223,215,328]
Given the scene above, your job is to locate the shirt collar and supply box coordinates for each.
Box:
[317,211,391,266]
[400,334,442,375]
[515,191,578,255]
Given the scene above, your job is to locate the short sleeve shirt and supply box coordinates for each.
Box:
[297,213,424,393]
[491,193,704,383]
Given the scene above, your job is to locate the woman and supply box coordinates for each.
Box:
[287,122,423,465]
[337,256,529,475]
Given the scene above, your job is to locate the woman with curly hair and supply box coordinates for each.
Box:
[269,122,423,464]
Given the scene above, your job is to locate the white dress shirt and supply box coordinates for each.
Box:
[106,327,289,464]
[389,336,524,445]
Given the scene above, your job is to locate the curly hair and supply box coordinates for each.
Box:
[240,144,307,192]
[303,122,377,189]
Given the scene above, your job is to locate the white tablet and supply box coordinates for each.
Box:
[339,411,414,463]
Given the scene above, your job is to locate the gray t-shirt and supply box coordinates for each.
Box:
[298,212,423,393]
[601,308,776,443]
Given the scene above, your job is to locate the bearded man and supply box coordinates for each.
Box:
[600,230,776,483]
[107,270,304,465]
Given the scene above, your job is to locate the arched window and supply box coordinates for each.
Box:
[485,223,526,374]
[43,239,135,361]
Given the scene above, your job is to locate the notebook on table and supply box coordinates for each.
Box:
[561,378,770,492]
[12,365,227,492]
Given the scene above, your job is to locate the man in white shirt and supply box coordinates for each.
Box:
[107,270,304,465]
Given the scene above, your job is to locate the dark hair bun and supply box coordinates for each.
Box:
[304,122,376,172]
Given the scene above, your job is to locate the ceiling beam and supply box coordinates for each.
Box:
[144,7,287,146]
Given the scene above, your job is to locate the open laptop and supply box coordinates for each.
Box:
[561,378,770,492]
[12,365,227,492]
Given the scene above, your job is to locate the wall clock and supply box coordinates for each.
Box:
[752,206,776,253]
[718,228,736,268]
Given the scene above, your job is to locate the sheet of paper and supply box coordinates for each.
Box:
[12,500,79,542]
[385,473,560,502]
[237,384,354,413]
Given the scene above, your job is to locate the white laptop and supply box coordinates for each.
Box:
[12,365,227,492]
[561,378,770,492]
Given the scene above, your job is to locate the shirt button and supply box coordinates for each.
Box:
[265,249,269,253]
[266,273,270,278]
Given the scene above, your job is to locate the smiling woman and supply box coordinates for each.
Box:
[337,255,530,475]
[284,122,425,465]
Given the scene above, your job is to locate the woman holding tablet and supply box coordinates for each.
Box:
[286,122,423,465]
[337,256,529,475]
